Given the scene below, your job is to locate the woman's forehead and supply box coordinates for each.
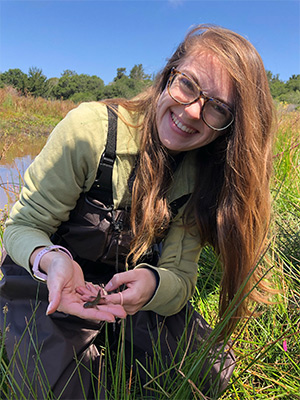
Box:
[177,51,234,105]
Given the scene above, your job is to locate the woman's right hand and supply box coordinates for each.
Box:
[30,248,127,322]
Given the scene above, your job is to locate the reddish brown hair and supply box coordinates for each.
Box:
[104,24,275,335]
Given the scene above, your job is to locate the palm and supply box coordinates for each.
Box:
[47,260,126,321]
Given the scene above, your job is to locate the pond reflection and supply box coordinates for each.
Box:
[0,136,47,210]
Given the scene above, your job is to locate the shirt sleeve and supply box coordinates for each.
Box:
[3,102,108,272]
[136,205,202,316]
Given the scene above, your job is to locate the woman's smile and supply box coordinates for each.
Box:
[170,112,198,135]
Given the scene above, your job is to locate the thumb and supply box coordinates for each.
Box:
[104,271,133,292]
[46,280,63,315]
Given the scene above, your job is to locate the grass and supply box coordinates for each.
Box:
[0,86,76,138]
[0,92,299,398]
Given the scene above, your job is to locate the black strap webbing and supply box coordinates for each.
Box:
[87,105,191,216]
[170,193,191,218]
[87,105,118,205]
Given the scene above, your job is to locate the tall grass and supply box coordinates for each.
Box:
[0,86,76,137]
[0,98,299,398]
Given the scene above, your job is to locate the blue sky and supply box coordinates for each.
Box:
[0,0,299,84]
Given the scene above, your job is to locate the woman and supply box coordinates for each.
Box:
[0,24,274,398]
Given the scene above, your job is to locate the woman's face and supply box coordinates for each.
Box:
[156,51,234,154]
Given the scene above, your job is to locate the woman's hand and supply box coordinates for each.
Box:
[30,249,126,322]
[102,269,157,315]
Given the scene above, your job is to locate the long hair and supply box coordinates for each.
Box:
[103,24,275,335]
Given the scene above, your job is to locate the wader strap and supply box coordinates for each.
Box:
[87,105,118,206]
[170,193,191,218]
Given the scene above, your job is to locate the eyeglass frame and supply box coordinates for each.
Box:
[167,67,235,131]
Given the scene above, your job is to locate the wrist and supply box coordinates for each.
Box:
[31,245,73,282]
[140,266,159,291]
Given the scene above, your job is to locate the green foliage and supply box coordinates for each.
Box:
[100,65,152,100]
[52,70,104,101]
[70,91,98,103]
[129,64,151,81]
[27,67,48,98]
[267,71,300,106]
[114,67,127,81]
[0,69,28,94]
[0,64,153,102]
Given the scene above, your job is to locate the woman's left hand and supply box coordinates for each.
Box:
[77,269,157,315]
[105,269,157,314]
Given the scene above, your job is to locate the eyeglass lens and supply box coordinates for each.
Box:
[168,73,233,130]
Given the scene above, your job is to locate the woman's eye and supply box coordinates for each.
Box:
[179,77,196,93]
[210,101,227,116]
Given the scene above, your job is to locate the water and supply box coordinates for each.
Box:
[0,155,33,209]
[0,136,46,210]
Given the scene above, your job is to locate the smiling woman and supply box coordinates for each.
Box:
[0,24,275,398]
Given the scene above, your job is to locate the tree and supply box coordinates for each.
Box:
[99,65,153,100]
[266,70,300,106]
[53,70,79,99]
[129,64,150,81]
[114,68,127,81]
[53,71,104,100]
[286,75,300,92]
[101,75,133,99]
[279,90,300,105]
[61,70,77,77]
[266,70,287,98]
[44,77,59,99]
[70,91,98,103]
[0,68,28,93]
[27,67,48,97]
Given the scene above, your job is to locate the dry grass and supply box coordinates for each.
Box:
[0,86,76,137]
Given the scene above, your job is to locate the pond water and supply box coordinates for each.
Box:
[0,136,47,210]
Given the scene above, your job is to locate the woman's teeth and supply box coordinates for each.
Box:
[171,113,197,134]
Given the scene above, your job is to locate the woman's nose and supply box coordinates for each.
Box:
[184,99,204,120]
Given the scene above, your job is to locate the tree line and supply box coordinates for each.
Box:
[266,71,300,106]
[0,66,299,106]
[0,65,153,103]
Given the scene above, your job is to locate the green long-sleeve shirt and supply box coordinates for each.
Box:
[4,102,202,316]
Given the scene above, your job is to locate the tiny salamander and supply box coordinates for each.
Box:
[83,290,101,308]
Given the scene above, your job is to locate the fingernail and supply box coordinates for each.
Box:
[105,282,113,290]
[46,302,52,315]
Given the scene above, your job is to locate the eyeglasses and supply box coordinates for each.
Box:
[167,68,234,131]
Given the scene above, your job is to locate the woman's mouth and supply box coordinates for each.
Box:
[171,112,198,134]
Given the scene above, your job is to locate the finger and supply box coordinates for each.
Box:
[78,294,98,302]
[105,271,134,292]
[104,292,126,306]
[46,294,61,315]
[46,282,63,315]
[46,265,73,314]
[75,304,127,321]
[103,290,144,316]
[75,286,89,296]
[99,304,127,319]
[85,282,101,293]
[76,285,99,297]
